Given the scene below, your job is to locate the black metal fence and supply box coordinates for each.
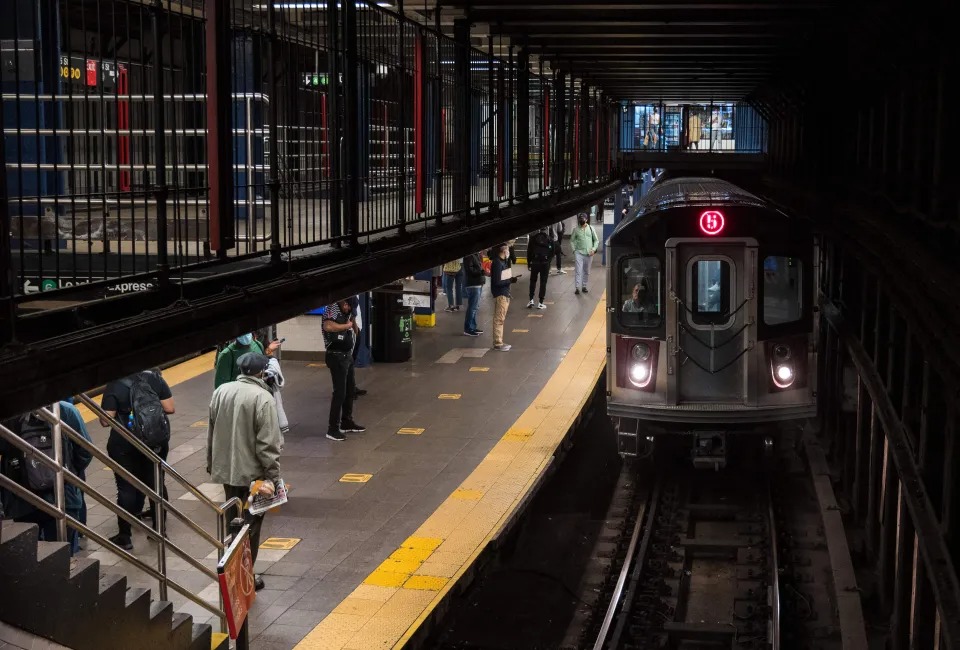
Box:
[1,0,617,302]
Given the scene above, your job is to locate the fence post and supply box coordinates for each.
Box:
[206,0,236,256]
[0,116,15,345]
[452,17,471,216]
[267,1,281,263]
[152,0,170,286]
[516,47,529,199]
[396,2,407,235]
[343,0,360,247]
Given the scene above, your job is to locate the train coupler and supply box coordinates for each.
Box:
[691,431,726,470]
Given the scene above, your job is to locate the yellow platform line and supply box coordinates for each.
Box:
[295,295,607,650]
[75,351,216,423]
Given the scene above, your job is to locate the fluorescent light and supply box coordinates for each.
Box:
[253,2,394,9]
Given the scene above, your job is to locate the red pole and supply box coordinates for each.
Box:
[118,67,130,191]
[543,93,550,187]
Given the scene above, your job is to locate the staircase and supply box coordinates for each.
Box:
[0,522,228,650]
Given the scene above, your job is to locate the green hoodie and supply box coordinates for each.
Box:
[214,340,265,389]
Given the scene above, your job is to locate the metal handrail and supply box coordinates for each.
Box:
[0,397,244,633]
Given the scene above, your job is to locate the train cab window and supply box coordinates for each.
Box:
[763,256,803,325]
[619,256,662,328]
[690,258,731,326]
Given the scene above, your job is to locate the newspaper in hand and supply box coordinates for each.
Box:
[248,479,288,516]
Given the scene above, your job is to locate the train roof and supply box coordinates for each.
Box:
[633,177,767,217]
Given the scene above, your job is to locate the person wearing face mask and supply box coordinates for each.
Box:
[214,332,280,390]
[489,243,520,351]
[207,352,281,592]
[570,212,599,295]
[322,298,366,441]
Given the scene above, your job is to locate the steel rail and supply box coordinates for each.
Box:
[767,480,781,650]
[593,473,663,650]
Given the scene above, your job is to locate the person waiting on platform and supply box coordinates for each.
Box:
[462,250,486,337]
[214,333,280,389]
[490,243,520,352]
[442,259,464,312]
[99,368,175,551]
[552,220,566,274]
[207,352,281,592]
[347,294,367,399]
[571,213,599,295]
[526,226,553,310]
[321,299,366,441]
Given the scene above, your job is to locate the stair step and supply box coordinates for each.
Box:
[68,556,100,595]
[189,622,213,650]
[0,523,43,573]
[124,587,152,620]
[211,631,230,650]
[97,573,128,613]
[170,612,195,649]
[35,540,71,577]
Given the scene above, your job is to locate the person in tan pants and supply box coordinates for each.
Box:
[489,243,519,351]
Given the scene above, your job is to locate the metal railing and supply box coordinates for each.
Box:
[0,395,242,632]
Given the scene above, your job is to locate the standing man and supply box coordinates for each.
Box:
[490,243,520,351]
[347,294,367,399]
[552,220,566,274]
[526,226,553,310]
[207,352,281,592]
[322,299,366,441]
[462,250,486,337]
[214,333,280,389]
[571,212,599,295]
[100,369,175,551]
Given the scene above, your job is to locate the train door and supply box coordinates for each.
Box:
[666,239,757,404]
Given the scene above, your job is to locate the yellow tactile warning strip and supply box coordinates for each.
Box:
[469,367,490,372]
[259,537,301,551]
[295,295,607,650]
[340,473,374,483]
[75,351,217,423]
[437,393,461,400]
[397,427,425,435]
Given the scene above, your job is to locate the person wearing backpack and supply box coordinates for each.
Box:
[441,259,464,312]
[99,369,175,551]
[526,226,554,310]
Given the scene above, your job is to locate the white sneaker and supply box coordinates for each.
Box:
[558,269,568,274]
[527,299,535,308]
[537,303,547,309]
[494,344,512,351]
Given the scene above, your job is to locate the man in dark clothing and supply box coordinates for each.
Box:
[490,243,520,351]
[322,299,366,441]
[347,294,368,398]
[99,369,175,550]
[552,221,566,274]
[526,227,553,310]
[462,252,486,337]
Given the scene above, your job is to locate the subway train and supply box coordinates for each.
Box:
[606,177,817,467]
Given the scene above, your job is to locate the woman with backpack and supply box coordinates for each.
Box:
[441,259,464,312]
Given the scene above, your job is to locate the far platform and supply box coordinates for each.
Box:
[73,256,607,649]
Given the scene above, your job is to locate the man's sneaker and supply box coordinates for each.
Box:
[558,269,568,274]
[255,574,266,591]
[527,299,536,308]
[582,286,589,293]
[444,306,455,313]
[538,303,547,309]
[464,330,480,337]
[575,289,580,295]
[474,329,485,335]
[494,344,512,351]
[340,420,366,433]
[354,388,368,397]
[108,534,133,551]
[326,429,346,441]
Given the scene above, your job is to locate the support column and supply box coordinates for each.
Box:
[553,69,565,191]
[151,0,169,284]
[325,0,342,243]
[516,48,529,198]
[343,0,360,246]
[266,0,281,262]
[452,17,471,213]
[205,0,235,256]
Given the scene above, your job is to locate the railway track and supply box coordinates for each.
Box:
[592,468,781,650]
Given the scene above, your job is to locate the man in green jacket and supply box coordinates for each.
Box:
[213,333,280,389]
[207,352,281,591]
[570,212,599,295]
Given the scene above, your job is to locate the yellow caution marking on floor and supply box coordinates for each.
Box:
[403,575,448,591]
[437,393,461,400]
[363,570,409,588]
[339,473,373,483]
[401,536,443,552]
[210,632,229,649]
[512,328,529,333]
[375,556,422,575]
[528,313,544,318]
[191,420,208,428]
[503,427,535,441]
[469,367,490,372]
[452,488,484,501]
[259,537,301,551]
[389,546,434,563]
[397,427,425,435]
[307,362,326,368]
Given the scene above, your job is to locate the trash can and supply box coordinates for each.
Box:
[372,289,414,363]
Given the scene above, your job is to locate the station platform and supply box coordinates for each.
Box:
[71,258,607,650]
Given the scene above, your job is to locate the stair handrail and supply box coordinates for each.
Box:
[0,398,244,634]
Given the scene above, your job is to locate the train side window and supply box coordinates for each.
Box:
[690,259,730,325]
[763,256,803,325]
[619,256,662,328]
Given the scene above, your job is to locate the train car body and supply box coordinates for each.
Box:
[606,177,817,467]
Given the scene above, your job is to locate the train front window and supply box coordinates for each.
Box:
[763,256,803,325]
[619,256,662,328]
[690,258,731,326]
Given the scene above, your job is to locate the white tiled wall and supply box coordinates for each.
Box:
[277,315,325,358]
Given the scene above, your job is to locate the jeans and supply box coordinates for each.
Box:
[575,251,591,289]
[493,295,510,346]
[442,270,464,307]
[326,351,355,430]
[110,442,169,538]
[528,265,549,302]
[464,285,482,332]
[555,243,563,271]
[224,484,264,566]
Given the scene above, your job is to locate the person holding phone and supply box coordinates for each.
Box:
[490,243,520,352]
[321,299,366,441]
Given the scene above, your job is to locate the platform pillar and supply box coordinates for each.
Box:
[452,17,471,214]
[343,0,360,246]
[552,69,566,190]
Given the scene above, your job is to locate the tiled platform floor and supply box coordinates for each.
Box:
[72,256,606,649]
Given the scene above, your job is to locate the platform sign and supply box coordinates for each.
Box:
[217,524,256,639]
[401,293,430,308]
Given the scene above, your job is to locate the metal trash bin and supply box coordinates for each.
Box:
[372,289,413,363]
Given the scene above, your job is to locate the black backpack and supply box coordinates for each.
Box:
[121,373,171,449]
[16,414,58,494]
[531,231,552,265]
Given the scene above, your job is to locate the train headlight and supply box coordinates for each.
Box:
[628,360,654,388]
[772,363,795,388]
[631,343,651,361]
[773,344,792,361]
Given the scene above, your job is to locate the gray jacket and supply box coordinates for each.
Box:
[207,375,282,487]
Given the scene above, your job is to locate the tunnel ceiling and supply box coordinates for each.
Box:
[409,0,841,102]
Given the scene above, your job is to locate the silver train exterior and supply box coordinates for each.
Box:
[606,177,817,464]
